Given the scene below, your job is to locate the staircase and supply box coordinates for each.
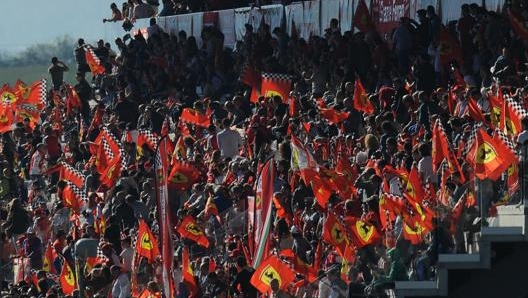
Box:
[395,205,528,298]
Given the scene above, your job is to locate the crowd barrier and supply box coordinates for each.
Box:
[102,0,506,50]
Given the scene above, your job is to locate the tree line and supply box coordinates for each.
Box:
[0,35,75,67]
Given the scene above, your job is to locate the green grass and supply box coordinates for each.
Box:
[0,64,77,86]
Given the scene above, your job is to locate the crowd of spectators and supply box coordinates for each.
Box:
[2,1,528,298]
[103,0,296,22]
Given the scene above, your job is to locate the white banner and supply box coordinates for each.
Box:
[234,4,284,40]
[218,9,236,48]
[301,0,321,39]
[321,0,340,35]
[190,12,204,47]
[339,0,354,33]
[285,2,304,37]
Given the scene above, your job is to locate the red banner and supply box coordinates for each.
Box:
[371,0,410,41]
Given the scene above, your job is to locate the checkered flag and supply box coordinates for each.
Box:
[494,128,518,157]
[30,269,59,283]
[463,123,480,157]
[119,147,129,172]
[66,181,89,203]
[261,72,292,100]
[39,78,47,105]
[138,129,160,150]
[102,138,114,161]
[60,161,86,183]
[506,96,528,120]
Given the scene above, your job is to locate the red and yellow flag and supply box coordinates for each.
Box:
[344,217,381,248]
[0,104,15,133]
[176,216,210,248]
[466,128,516,180]
[323,212,349,256]
[180,108,210,127]
[43,242,56,274]
[353,79,374,114]
[168,160,200,190]
[137,219,160,264]
[0,83,17,105]
[260,73,292,102]
[250,255,296,294]
[182,246,200,297]
[59,260,77,295]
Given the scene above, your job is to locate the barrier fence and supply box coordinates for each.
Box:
[103,0,507,50]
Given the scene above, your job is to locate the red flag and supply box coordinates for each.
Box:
[182,246,200,297]
[501,96,527,136]
[176,216,210,247]
[344,217,382,248]
[466,128,516,180]
[59,260,77,295]
[85,47,105,75]
[260,73,292,102]
[15,79,47,109]
[319,107,350,124]
[137,129,160,151]
[323,212,349,257]
[64,83,82,116]
[0,104,15,133]
[431,119,449,171]
[278,249,317,282]
[100,157,122,188]
[180,108,210,127]
[61,182,87,214]
[14,104,40,128]
[309,172,333,208]
[493,128,520,194]
[87,105,104,137]
[250,255,296,294]
[379,193,405,230]
[406,165,426,203]
[467,97,485,122]
[402,221,429,245]
[168,160,200,190]
[252,158,276,267]
[353,79,374,114]
[154,138,175,298]
[439,28,463,67]
[137,219,160,264]
[59,162,86,189]
[43,243,57,274]
[0,83,17,105]
[353,0,374,32]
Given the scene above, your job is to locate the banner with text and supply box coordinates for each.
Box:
[371,0,410,41]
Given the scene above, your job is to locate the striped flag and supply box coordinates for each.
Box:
[154,137,174,298]
[252,158,275,268]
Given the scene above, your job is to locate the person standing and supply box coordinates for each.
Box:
[216,118,243,159]
[110,265,131,298]
[74,72,92,122]
[48,57,69,91]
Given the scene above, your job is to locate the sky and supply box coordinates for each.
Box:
[0,0,119,53]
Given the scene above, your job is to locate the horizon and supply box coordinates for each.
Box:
[0,0,119,54]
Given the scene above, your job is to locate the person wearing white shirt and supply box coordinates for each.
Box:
[111,265,131,298]
[417,144,435,186]
[119,236,134,272]
[216,118,243,159]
